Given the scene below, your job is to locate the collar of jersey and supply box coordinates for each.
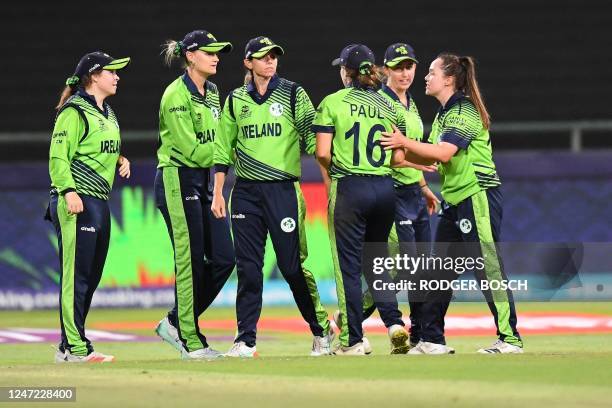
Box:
[246,74,280,104]
[76,88,109,117]
[182,72,209,98]
[439,91,465,115]
[347,81,377,92]
[381,84,411,111]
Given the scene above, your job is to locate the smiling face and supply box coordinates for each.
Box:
[244,52,278,79]
[425,57,453,97]
[91,69,119,97]
[186,50,220,77]
[385,60,416,93]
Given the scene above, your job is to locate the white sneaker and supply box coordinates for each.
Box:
[182,347,223,360]
[333,342,366,356]
[333,310,373,354]
[478,339,524,354]
[55,349,115,363]
[388,324,410,354]
[408,341,455,355]
[224,341,257,358]
[362,336,373,355]
[311,329,335,356]
[155,317,184,353]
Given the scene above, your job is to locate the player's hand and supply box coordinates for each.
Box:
[414,164,438,173]
[117,156,131,178]
[64,191,84,215]
[380,125,408,150]
[422,186,440,215]
[211,193,226,219]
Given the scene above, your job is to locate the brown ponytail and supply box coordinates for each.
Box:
[344,65,381,89]
[55,74,92,110]
[438,53,490,129]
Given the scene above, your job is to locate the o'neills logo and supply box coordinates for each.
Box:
[169,105,188,113]
[80,226,96,232]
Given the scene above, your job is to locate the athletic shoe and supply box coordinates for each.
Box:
[155,317,184,353]
[477,339,524,354]
[407,341,455,355]
[332,342,366,356]
[182,347,224,360]
[311,328,335,356]
[224,341,258,358]
[362,336,373,355]
[333,310,373,354]
[55,349,115,363]
[388,324,410,354]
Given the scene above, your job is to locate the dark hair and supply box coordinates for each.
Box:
[55,74,92,110]
[437,53,490,129]
[344,65,381,89]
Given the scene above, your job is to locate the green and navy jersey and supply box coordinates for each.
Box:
[49,90,121,201]
[213,75,316,181]
[157,74,221,168]
[429,92,501,205]
[379,85,424,186]
[312,85,407,178]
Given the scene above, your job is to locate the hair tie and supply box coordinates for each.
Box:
[65,75,80,87]
[174,41,184,57]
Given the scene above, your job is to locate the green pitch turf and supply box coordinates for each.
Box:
[1,303,611,408]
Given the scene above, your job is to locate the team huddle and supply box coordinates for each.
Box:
[47,29,522,363]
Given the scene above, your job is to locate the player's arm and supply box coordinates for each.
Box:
[312,96,335,193]
[49,107,85,214]
[212,94,238,219]
[294,86,317,155]
[161,91,213,167]
[381,125,457,164]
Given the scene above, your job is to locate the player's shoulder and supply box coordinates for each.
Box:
[161,76,189,103]
[445,97,481,126]
[205,80,219,95]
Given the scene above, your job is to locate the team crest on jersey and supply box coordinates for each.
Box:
[194,112,202,124]
[98,118,108,132]
[280,217,296,233]
[459,218,472,234]
[211,107,220,120]
[269,102,283,117]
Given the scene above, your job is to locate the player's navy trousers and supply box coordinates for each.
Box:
[329,175,404,347]
[420,187,522,346]
[229,178,330,347]
[48,194,110,356]
[155,167,235,352]
[363,182,431,344]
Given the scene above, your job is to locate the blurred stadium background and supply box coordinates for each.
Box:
[1,0,611,309]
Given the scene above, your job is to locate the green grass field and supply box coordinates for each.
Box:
[1,302,611,407]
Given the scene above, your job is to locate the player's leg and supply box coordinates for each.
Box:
[51,195,109,362]
[155,168,210,355]
[464,188,522,353]
[363,177,409,354]
[411,202,460,354]
[263,182,331,346]
[229,181,266,354]
[197,200,236,314]
[329,177,369,353]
